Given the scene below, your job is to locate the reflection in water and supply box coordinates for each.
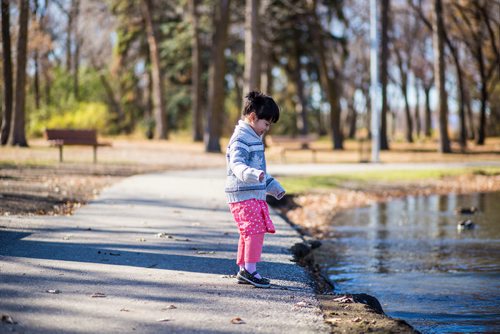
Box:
[325,192,500,333]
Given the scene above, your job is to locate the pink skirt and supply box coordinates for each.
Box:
[229,199,276,237]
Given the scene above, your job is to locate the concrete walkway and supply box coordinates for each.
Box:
[0,168,329,334]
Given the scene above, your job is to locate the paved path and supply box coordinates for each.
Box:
[0,168,329,334]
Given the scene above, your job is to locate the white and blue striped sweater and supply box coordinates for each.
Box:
[225,120,285,203]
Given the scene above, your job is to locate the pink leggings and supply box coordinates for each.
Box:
[236,233,265,266]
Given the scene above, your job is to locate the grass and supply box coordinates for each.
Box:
[279,167,500,194]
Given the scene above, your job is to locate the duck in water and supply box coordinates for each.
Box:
[455,206,477,215]
[457,219,476,231]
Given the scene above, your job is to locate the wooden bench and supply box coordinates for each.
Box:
[45,129,111,163]
[267,134,319,162]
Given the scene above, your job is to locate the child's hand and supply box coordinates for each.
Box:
[259,172,265,182]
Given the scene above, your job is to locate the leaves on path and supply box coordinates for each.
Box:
[230,317,245,324]
[156,233,173,239]
[46,289,61,294]
[196,251,215,255]
[91,292,107,298]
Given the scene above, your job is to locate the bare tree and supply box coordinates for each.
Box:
[141,0,168,139]
[9,0,30,147]
[205,0,230,152]
[452,1,500,145]
[308,0,344,150]
[432,0,451,153]
[0,0,13,145]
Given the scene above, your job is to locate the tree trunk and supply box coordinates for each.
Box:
[9,0,29,147]
[205,0,230,152]
[476,39,487,145]
[66,1,73,73]
[189,0,203,142]
[243,0,260,97]
[464,87,475,140]
[380,0,390,150]
[414,81,421,138]
[0,0,13,145]
[423,86,432,138]
[394,46,413,143]
[72,0,80,100]
[141,0,168,139]
[347,98,357,139]
[290,38,308,137]
[432,0,451,153]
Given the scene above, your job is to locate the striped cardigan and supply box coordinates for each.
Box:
[225,120,285,203]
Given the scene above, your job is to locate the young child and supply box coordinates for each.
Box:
[225,91,286,288]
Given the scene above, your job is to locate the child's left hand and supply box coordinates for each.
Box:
[259,172,265,182]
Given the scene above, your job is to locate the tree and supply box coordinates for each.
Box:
[380,0,391,149]
[205,0,230,152]
[0,0,13,145]
[308,0,345,150]
[452,1,500,145]
[141,0,168,139]
[392,5,418,143]
[189,0,203,142]
[9,0,30,147]
[242,0,261,97]
[432,0,451,153]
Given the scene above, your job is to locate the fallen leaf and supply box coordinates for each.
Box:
[138,238,146,242]
[325,318,342,324]
[175,238,190,242]
[161,305,177,310]
[333,295,355,303]
[120,309,130,312]
[1,314,16,324]
[230,317,245,324]
[157,318,170,322]
[156,233,172,238]
[294,301,312,308]
[46,289,61,294]
[91,292,107,298]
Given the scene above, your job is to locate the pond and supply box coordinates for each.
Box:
[325,191,500,333]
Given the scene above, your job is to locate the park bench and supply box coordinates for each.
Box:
[267,134,319,162]
[45,129,111,163]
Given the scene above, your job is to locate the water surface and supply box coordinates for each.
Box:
[325,192,500,333]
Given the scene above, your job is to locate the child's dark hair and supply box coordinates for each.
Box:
[243,91,280,123]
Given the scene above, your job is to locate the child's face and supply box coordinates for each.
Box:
[247,112,271,136]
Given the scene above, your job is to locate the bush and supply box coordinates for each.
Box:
[28,102,110,137]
